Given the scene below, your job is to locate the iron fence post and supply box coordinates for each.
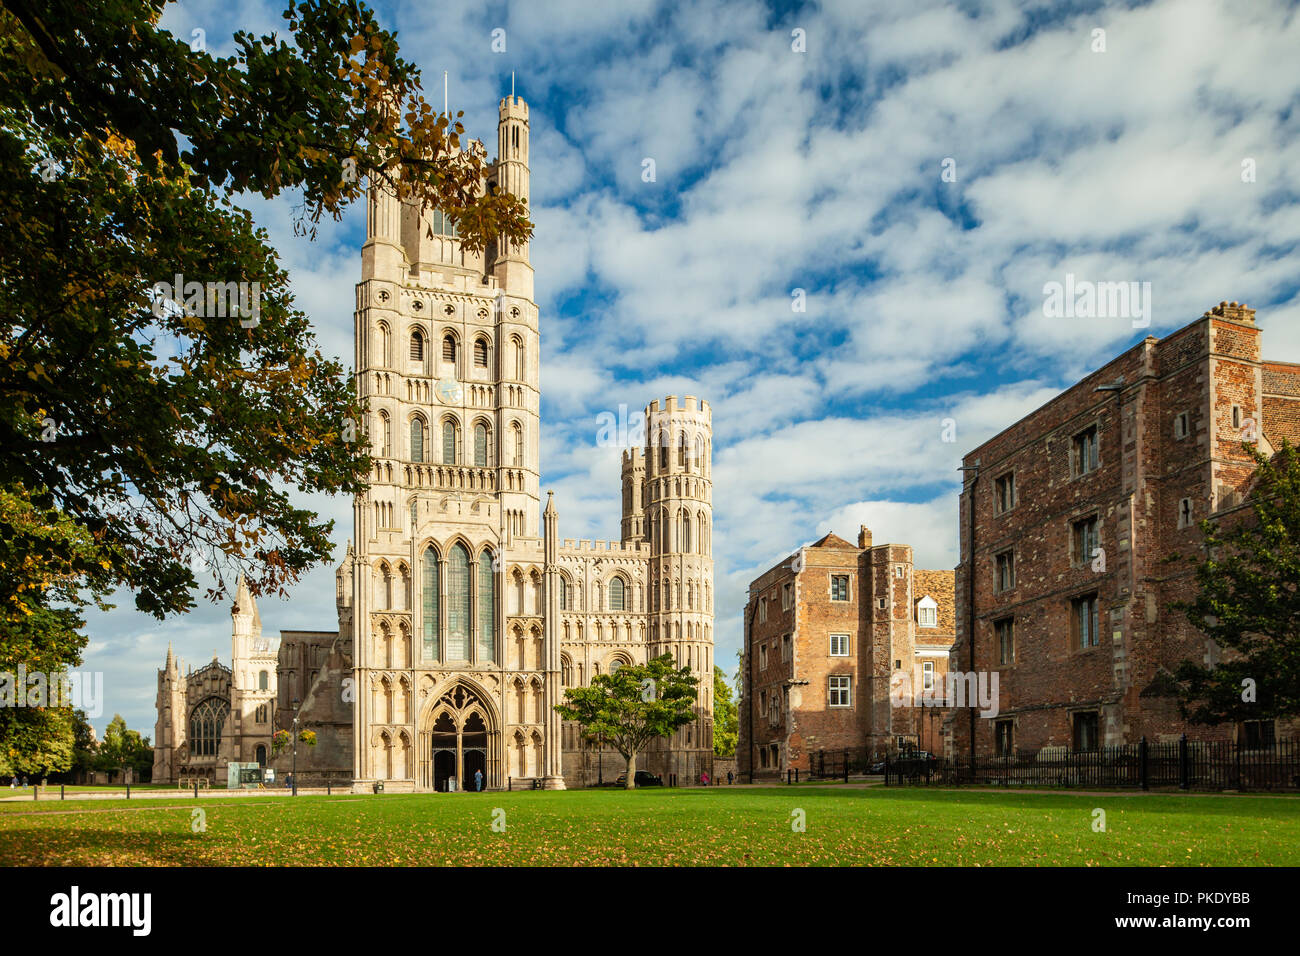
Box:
[1139,736,1148,791]
[1179,734,1190,790]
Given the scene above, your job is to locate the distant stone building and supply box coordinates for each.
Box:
[739,527,956,781]
[951,302,1300,757]
[152,576,286,783]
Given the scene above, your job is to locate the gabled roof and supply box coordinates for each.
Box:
[809,532,856,551]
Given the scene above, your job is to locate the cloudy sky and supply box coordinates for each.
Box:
[81,0,1300,736]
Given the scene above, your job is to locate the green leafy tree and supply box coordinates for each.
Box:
[1173,441,1300,724]
[0,706,74,779]
[70,708,97,778]
[92,713,152,780]
[0,0,532,619]
[713,664,738,757]
[556,655,699,789]
[0,485,114,675]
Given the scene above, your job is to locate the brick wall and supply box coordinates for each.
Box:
[952,303,1295,756]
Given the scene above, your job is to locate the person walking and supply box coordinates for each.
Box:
[727,770,734,785]
[474,768,483,792]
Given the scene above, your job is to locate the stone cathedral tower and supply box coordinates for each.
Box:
[351,93,553,792]
[621,398,716,776]
[158,90,717,791]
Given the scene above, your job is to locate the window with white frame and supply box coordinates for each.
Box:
[828,675,851,708]
[829,633,849,657]
[922,660,935,691]
[830,575,849,601]
[917,596,938,628]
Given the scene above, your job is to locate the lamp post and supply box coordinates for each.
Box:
[291,698,300,797]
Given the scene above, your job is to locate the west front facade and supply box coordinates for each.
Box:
[154,93,716,791]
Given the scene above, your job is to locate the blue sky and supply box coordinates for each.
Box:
[81,0,1300,736]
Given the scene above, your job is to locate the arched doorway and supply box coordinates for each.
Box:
[255,745,267,768]
[430,712,457,791]
[462,713,488,791]
[419,681,499,791]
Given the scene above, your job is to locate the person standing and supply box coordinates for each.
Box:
[474,768,483,792]
[727,770,734,785]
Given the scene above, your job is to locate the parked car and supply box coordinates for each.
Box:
[615,770,664,787]
[869,752,935,774]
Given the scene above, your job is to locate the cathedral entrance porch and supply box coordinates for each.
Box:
[419,682,499,791]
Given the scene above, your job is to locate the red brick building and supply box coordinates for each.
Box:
[739,527,956,780]
[951,302,1300,757]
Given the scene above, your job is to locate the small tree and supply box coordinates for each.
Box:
[712,665,738,757]
[1173,440,1300,725]
[555,655,698,789]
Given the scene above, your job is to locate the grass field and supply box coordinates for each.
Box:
[1,785,1296,866]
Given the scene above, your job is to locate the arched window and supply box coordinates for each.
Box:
[188,697,229,757]
[608,576,626,611]
[681,511,692,552]
[660,431,669,469]
[477,551,496,662]
[410,330,424,362]
[474,338,489,368]
[379,411,391,457]
[410,417,425,462]
[442,334,457,364]
[422,548,440,661]
[512,423,523,465]
[474,423,488,467]
[513,337,525,380]
[255,744,267,767]
[443,421,457,464]
[378,324,390,367]
[431,208,458,236]
[447,543,471,660]
[679,431,688,468]
[258,670,268,691]
[559,575,568,611]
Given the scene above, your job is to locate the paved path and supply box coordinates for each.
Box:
[0,787,343,803]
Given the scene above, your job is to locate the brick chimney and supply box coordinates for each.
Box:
[1205,301,1256,324]
[857,525,872,549]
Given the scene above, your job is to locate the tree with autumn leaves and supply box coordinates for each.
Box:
[0,0,531,768]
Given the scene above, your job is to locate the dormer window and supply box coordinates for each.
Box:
[917,596,938,628]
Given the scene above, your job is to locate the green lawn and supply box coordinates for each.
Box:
[0,785,1295,866]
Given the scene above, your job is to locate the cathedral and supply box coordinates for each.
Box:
[154,93,717,791]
